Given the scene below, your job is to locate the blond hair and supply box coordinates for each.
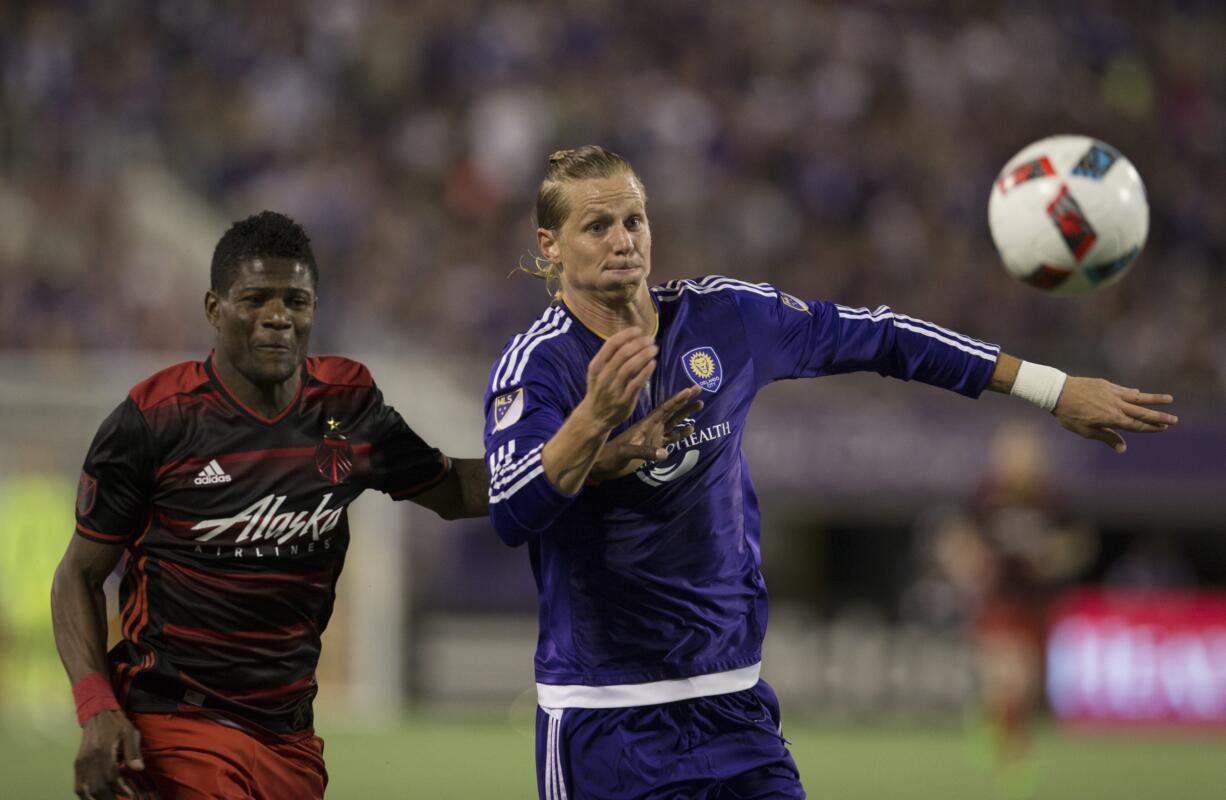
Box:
[518,146,646,300]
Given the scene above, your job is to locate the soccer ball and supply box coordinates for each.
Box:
[988,134,1148,295]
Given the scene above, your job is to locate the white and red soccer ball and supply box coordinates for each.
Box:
[988,134,1149,295]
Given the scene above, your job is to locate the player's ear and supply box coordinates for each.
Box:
[204,290,221,330]
[537,227,560,264]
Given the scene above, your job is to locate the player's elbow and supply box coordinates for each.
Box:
[489,505,534,547]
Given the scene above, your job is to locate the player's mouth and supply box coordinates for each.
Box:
[254,342,293,353]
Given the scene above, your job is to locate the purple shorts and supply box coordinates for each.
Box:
[536,679,804,799]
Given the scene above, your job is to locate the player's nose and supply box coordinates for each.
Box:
[610,224,633,253]
[259,300,293,328]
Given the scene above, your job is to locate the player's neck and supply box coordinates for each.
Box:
[563,284,656,340]
[212,352,302,419]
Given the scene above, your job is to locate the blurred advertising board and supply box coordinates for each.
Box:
[1047,589,1226,726]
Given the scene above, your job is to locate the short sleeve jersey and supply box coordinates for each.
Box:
[483,276,999,691]
[75,354,448,737]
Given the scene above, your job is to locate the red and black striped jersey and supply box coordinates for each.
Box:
[75,353,449,738]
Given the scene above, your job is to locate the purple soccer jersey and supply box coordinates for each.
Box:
[484,276,999,705]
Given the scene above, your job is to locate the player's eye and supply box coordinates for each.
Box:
[626,215,642,230]
[586,221,605,234]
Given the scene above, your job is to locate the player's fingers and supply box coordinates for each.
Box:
[653,390,700,422]
[1118,417,1168,433]
[1122,389,1174,406]
[622,359,656,401]
[77,755,114,800]
[656,385,702,414]
[120,726,144,772]
[1084,425,1126,453]
[665,401,703,430]
[82,780,114,800]
[664,425,695,444]
[602,331,653,363]
[614,345,658,387]
[602,326,644,349]
[95,760,119,800]
[114,774,134,799]
[611,443,667,463]
[589,327,644,372]
[75,762,92,799]
[645,391,700,430]
[603,339,657,383]
[1121,402,1177,427]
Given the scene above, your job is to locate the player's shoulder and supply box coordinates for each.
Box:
[305,355,375,388]
[128,359,211,413]
[652,275,780,307]
[488,304,579,392]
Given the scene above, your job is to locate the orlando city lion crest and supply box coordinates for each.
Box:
[682,347,723,393]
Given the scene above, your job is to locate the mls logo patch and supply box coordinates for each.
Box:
[682,347,723,393]
[781,292,811,314]
[493,388,525,430]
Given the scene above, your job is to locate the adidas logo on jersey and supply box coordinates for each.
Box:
[194,460,233,486]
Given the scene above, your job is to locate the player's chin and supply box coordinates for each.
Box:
[247,351,301,383]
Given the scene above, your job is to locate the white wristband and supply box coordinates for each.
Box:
[1010,361,1067,412]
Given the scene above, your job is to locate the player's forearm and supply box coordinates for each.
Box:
[51,561,112,683]
[987,352,1021,393]
[542,400,613,495]
[451,457,490,517]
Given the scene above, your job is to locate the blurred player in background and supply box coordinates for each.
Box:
[932,422,1096,798]
[51,211,489,800]
[484,145,1177,799]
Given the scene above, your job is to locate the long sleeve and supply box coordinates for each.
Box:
[728,281,999,397]
[483,329,582,546]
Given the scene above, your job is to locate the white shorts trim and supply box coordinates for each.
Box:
[536,662,761,709]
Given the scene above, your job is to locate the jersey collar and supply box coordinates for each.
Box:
[205,351,304,425]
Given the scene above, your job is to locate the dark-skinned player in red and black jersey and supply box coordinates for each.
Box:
[51,211,491,800]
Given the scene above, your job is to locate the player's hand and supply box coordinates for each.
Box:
[74,710,143,800]
[579,327,658,429]
[590,385,704,481]
[1053,377,1176,453]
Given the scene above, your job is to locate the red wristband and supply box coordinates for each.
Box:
[73,671,121,726]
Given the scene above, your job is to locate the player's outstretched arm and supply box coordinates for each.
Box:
[990,353,1177,453]
[51,536,145,799]
[590,385,703,482]
[542,327,658,494]
[411,457,490,519]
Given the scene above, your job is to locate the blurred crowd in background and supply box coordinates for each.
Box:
[2,0,1224,396]
[2,3,1225,744]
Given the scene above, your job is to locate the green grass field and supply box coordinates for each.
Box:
[8,715,1224,799]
